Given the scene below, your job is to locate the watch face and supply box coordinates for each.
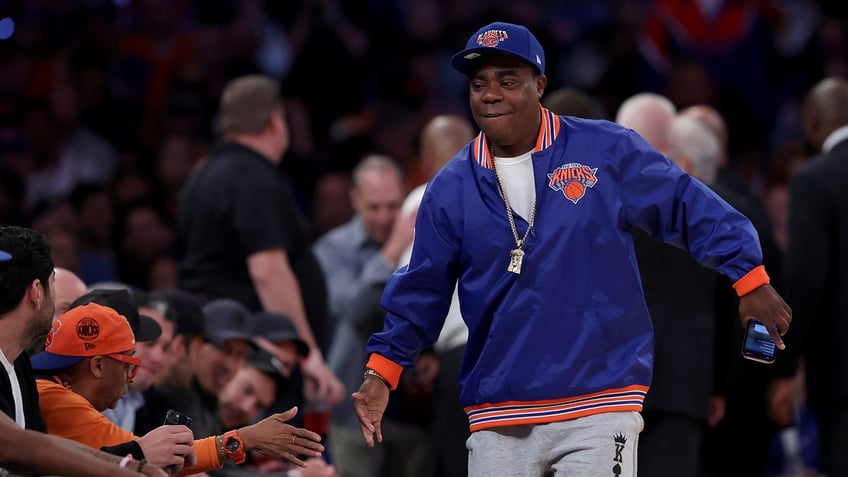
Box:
[225,436,241,453]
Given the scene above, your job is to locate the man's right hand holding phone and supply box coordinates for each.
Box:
[738,283,792,350]
[135,424,196,475]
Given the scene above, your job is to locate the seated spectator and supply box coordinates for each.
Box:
[144,298,256,439]
[53,267,89,318]
[134,287,208,436]
[104,291,177,431]
[32,303,325,475]
[215,348,338,477]
[251,310,311,423]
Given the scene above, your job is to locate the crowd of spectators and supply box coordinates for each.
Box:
[0,0,845,294]
[1,1,847,476]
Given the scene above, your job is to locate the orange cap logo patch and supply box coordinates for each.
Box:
[76,317,100,341]
[43,320,61,350]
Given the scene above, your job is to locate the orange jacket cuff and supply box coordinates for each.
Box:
[732,265,770,296]
[365,353,403,390]
[177,436,222,476]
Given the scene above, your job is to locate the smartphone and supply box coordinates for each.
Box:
[163,409,193,428]
[741,319,777,364]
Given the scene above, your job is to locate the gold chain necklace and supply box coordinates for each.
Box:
[490,144,536,275]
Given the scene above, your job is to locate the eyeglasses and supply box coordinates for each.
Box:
[106,353,142,380]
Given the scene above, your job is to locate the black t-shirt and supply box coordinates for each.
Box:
[176,141,330,351]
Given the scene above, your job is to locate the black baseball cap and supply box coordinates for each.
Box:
[202,298,256,348]
[149,288,206,337]
[69,289,162,342]
[245,347,289,395]
[251,311,309,357]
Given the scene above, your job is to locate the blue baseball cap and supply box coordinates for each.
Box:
[451,22,545,76]
[0,250,11,262]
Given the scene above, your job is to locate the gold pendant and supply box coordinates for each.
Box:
[508,248,524,274]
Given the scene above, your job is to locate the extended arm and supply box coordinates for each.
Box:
[0,413,166,477]
[248,249,344,405]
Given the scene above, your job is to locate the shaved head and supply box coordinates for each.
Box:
[420,115,474,180]
[53,267,88,318]
[615,93,677,153]
[803,77,848,151]
[680,104,728,166]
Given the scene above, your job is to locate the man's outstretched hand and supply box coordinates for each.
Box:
[352,376,390,447]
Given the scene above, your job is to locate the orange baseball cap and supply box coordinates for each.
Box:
[31,303,136,371]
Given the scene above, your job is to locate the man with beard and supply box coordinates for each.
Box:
[0,227,167,476]
[0,225,55,431]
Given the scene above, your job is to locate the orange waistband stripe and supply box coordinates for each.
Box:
[463,384,648,433]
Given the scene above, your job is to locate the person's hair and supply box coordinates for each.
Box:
[134,290,176,324]
[218,74,282,135]
[0,226,54,315]
[542,88,601,119]
[669,116,721,185]
[615,93,677,153]
[351,154,404,189]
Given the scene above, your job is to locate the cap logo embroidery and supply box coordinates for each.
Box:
[476,29,509,48]
[44,320,61,350]
[547,163,599,204]
[76,317,100,341]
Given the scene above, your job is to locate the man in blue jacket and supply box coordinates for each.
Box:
[353,21,792,477]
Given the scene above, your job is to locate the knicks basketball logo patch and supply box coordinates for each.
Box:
[476,29,509,47]
[547,163,598,204]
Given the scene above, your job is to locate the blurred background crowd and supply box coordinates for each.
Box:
[0,0,845,292]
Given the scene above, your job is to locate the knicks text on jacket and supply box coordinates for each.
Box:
[547,162,598,204]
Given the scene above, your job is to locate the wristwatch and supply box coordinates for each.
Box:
[221,429,246,464]
[364,368,389,388]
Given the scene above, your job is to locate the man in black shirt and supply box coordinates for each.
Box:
[176,74,343,406]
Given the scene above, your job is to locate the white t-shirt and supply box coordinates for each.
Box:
[493,151,536,222]
[400,183,468,352]
[0,348,25,428]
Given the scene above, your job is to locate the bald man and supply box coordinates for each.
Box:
[613,95,739,477]
[680,104,729,167]
[25,267,89,356]
[784,77,848,477]
[419,115,475,183]
[400,114,475,477]
[615,93,677,154]
[53,268,88,319]
[541,87,601,119]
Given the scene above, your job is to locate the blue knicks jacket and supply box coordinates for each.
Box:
[366,108,769,432]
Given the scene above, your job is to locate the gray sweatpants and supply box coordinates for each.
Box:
[467,411,643,477]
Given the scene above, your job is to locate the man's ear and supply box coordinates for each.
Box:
[89,356,105,378]
[24,279,41,310]
[536,75,548,98]
[170,335,186,359]
[187,336,205,361]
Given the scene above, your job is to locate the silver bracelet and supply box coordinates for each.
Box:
[363,368,389,387]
